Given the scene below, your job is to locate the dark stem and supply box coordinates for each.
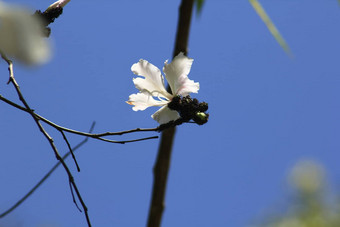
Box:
[172,0,194,58]
[0,94,159,143]
[147,127,177,227]
[147,0,194,226]
[61,130,81,172]
[69,180,82,212]
[1,53,92,227]
[0,122,95,218]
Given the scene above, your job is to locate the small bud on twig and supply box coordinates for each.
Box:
[46,0,70,13]
[34,0,70,37]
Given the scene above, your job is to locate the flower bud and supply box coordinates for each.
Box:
[194,112,209,125]
[46,0,70,12]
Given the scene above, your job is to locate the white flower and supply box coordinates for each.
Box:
[0,1,50,65]
[127,53,200,124]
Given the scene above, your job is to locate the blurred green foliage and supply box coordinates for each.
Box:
[255,160,340,227]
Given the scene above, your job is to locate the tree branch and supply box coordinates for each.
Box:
[61,129,81,172]
[0,122,95,218]
[0,94,159,143]
[1,53,92,227]
[147,1,195,226]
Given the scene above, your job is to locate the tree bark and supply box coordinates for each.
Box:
[147,1,194,227]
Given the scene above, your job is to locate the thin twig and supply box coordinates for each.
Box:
[1,53,92,227]
[96,135,159,144]
[0,94,160,140]
[0,122,95,218]
[61,130,81,172]
[69,180,82,212]
[147,0,195,226]
[0,94,186,143]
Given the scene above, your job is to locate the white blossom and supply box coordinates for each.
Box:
[127,53,200,124]
[0,1,50,65]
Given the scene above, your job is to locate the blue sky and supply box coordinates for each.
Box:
[1,0,340,226]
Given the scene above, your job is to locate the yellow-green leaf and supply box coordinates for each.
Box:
[249,0,292,56]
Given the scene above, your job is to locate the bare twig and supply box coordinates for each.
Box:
[69,181,82,212]
[61,130,81,172]
[1,53,92,227]
[0,94,192,145]
[147,0,195,226]
[0,122,95,219]
[96,135,159,144]
[0,94,160,141]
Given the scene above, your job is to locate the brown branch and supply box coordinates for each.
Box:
[0,122,95,218]
[61,130,81,172]
[1,53,92,227]
[172,0,194,58]
[147,0,195,226]
[147,127,177,227]
[69,180,82,212]
[0,94,160,143]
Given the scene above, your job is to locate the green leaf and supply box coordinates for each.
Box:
[249,0,292,57]
[195,0,205,17]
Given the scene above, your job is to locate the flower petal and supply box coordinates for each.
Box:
[131,59,172,99]
[151,106,180,124]
[133,77,169,101]
[126,91,167,111]
[163,53,199,96]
